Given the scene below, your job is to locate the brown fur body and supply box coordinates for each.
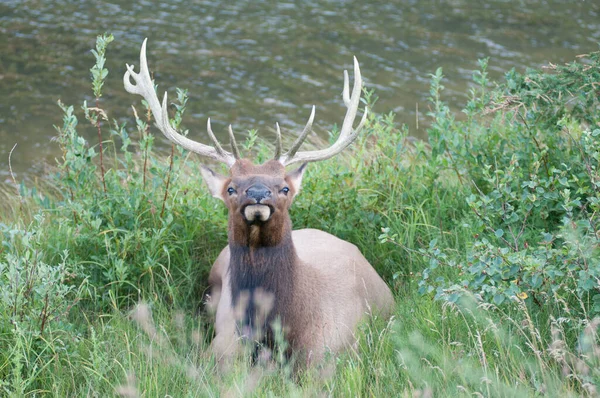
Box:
[123,39,391,367]
[204,160,394,366]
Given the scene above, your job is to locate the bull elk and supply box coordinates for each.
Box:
[124,39,394,367]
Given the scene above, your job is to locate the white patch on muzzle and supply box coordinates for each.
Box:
[244,204,271,222]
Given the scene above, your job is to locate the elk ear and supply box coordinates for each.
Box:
[286,163,307,198]
[200,165,228,202]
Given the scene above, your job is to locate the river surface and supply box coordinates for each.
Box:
[1,0,599,178]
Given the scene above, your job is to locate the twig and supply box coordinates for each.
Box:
[131,105,150,190]
[39,292,50,336]
[55,115,79,222]
[470,180,516,250]
[445,149,464,186]
[8,143,24,212]
[52,297,80,323]
[95,98,107,194]
[8,143,18,186]
[8,143,21,195]
[416,102,419,131]
[516,206,533,246]
[160,144,175,219]
[144,105,152,189]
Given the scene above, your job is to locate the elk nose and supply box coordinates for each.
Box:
[246,184,272,203]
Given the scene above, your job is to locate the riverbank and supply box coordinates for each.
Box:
[1,38,599,396]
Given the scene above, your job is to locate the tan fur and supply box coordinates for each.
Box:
[206,161,395,363]
[124,40,386,364]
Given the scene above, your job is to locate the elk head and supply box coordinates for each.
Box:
[123,39,368,247]
[200,159,306,248]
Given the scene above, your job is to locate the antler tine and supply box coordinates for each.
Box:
[281,105,316,162]
[274,122,283,160]
[124,39,236,167]
[342,69,351,107]
[280,56,368,167]
[227,125,241,159]
[207,118,227,157]
[339,56,363,140]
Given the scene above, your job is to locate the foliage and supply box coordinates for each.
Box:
[89,33,114,99]
[52,50,226,309]
[0,215,80,396]
[0,35,599,396]
[414,52,600,312]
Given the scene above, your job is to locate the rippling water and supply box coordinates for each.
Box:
[1,0,599,177]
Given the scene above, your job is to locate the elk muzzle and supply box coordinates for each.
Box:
[243,205,272,223]
[243,183,273,223]
[246,184,272,203]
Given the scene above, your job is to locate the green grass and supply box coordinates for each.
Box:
[1,119,597,397]
[4,284,595,396]
[1,38,600,396]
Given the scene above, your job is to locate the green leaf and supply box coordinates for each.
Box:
[493,294,505,305]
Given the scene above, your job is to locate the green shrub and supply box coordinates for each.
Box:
[1,33,600,396]
[415,52,600,312]
[45,35,229,309]
[0,215,80,394]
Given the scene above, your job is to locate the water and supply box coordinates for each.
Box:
[1,0,599,178]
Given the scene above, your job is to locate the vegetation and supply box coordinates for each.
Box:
[1,35,599,396]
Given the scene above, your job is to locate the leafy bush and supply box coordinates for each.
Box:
[1,33,600,396]
[0,34,228,392]
[44,35,231,309]
[0,215,80,394]
[414,52,600,312]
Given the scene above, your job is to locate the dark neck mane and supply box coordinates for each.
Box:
[229,228,297,340]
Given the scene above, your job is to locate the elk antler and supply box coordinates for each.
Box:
[124,39,239,167]
[276,57,368,167]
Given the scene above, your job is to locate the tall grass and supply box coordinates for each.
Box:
[0,36,599,396]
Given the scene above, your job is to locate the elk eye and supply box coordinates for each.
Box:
[280,187,290,195]
[227,187,236,195]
